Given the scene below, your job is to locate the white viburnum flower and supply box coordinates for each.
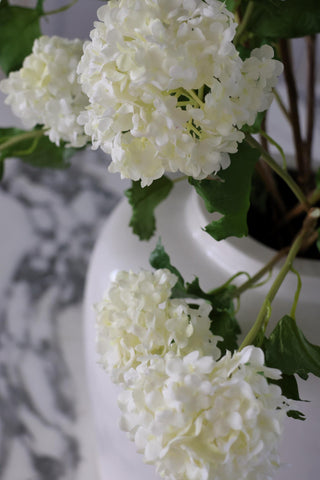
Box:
[96,269,221,384]
[0,35,89,147]
[119,346,289,480]
[78,0,283,186]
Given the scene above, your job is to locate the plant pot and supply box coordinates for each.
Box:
[83,181,320,480]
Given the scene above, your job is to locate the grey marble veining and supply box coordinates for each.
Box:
[0,4,127,477]
[0,150,122,480]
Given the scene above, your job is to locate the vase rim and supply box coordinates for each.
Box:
[189,187,320,280]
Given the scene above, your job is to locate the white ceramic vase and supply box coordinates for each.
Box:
[84,181,320,480]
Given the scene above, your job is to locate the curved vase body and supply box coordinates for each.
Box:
[84,182,320,480]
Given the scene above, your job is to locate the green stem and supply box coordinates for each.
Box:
[234,247,288,297]
[289,266,302,319]
[187,89,205,108]
[273,88,292,125]
[310,189,320,206]
[209,271,251,297]
[233,1,255,46]
[245,133,309,208]
[198,86,204,102]
[240,208,320,349]
[0,129,44,152]
[43,0,79,16]
[259,129,286,169]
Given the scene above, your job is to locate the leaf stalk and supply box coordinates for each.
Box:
[245,133,309,208]
[0,129,45,153]
[240,208,320,349]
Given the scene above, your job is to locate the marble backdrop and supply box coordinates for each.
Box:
[0,2,124,479]
[0,149,123,480]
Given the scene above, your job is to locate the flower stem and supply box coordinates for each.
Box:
[233,1,255,47]
[273,88,292,125]
[240,208,320,349]
[43,0,79,16]
[289,267,302,320]
[234,247,289,297]
[245,133,309,208]
[278,188,320,227]
[0,129,45,152]
[187,89,205,108]
[198,86,204,102]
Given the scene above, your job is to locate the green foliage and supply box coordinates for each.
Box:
[250,171,268,216]
[149,240,241,353]
[279,373,302,400]
[187,278,240,354]
[264,339,307,420]
[247,0,320,39]
[287,410,306,421]
[36,0,45,13]
[189,142,259,241]
[125,176,173,241]
[217,0,238,13]
[316,167,320,190]
[209,300,240,355]
[242,111,266,135]
[0,3,42,74]
[0,128,77,170]
[269,372,302,401]
[265,315,320,380]
[149,238,186,298]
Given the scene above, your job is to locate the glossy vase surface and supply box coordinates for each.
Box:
[84,182,320,480]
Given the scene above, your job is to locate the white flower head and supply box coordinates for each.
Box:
[78,0,282,185]
[0,35,90,147]
[119,346,289,480]
[96,268,220,384]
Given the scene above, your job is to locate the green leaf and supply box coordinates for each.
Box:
[36,0,45,14]
[316,228,320,254]
[208,285,240,355]
[265,315,320,380]
[269,373,302,401]
[125,176,173,240]
[217,0,238,13]
[189,142,259,241]
[247,0,320,39]
[316,167,320,190]
[0,160,4,180]
[149,238,186,298]
[185,277,240,353]
[287,410,306,421]
[186,277,235,310]
[0,128,77,170]
[149,240,240,352]
[242,111,266,135]
[210,309,241,355]
[0,4,42,74]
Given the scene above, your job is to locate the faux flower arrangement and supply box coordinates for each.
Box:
[1,1,320,479]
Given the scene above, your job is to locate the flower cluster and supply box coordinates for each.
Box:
[78,0,283,186]
[97,269,288,480]
[0,36,89,147]
[96,269,220,383]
